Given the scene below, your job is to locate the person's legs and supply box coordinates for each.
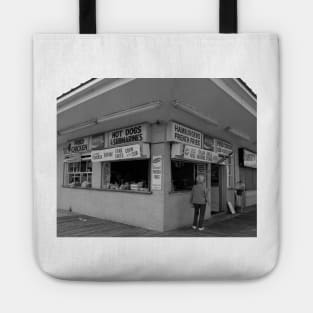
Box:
[198,204,207,229]
[193,204,200,228]
[237,193,243,212]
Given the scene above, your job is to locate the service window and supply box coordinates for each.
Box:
[171,161,195,191]
[101,160,150,192]
[64,160,92,188]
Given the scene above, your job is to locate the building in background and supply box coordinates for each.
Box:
[57,78,257,231]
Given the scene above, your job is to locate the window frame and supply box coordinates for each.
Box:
[100,158,151,193]
[171,160,196,192]
[63,159,93,188]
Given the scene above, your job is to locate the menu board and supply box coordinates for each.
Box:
[151,156,162,190]
[167,122,202,148]
[203,136,232,156]
[214,139,233,156]
[91,144,142,162]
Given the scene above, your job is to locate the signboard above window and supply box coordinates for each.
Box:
[214,139,233,156]
[167,121,202,148]
[66,137,90,154]
[91,143,150,163]
[91,134,105,150]
[203,135,233,156]
[171,143,222,164]
[184,145,219,164]
[239,148,257,168]
[107,123,150,147]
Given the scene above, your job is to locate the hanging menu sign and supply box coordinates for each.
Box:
[203,135,233,156]
[197,164,207,176]
[214,139,233,156]
[203,135,215,151]
[167,121,202,148]
[91,144,142,163]
[183,145,219,164]
[151,156,162,191]
[108,123,150,147]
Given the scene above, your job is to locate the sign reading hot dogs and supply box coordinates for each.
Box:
[167,122,202,148]
[108,123,150,147]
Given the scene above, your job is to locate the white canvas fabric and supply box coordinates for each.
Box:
[33,33,280,280]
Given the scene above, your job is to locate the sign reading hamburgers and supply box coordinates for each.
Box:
[167,121,202,148]
[108,123,150,147]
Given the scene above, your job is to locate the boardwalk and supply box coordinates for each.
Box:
[57,206,257,237]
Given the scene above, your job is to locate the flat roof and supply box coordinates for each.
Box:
[57,78,257,101]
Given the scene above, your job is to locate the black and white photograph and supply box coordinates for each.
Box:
[6,0,313,310]
[57,78,257,237]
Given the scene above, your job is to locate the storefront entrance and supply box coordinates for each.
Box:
[211,164,227,214]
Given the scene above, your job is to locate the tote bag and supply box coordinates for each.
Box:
[33,0,280,280]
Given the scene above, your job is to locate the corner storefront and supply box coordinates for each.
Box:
[57,78,257,231]
[58,122,166,231]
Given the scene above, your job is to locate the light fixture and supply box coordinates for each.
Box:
[172,101,219,127]
[97,101,162,123]
[58,119,98,136]
[224,127,251,142]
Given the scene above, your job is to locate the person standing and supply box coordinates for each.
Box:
[235,180,246,212]
[190,175,208,231]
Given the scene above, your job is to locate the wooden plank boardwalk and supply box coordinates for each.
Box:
[57,206,257,237]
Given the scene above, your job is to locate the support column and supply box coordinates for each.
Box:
[206,163,212,219]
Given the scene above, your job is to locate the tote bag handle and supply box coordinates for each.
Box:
[79,0,237,34]
[219,0,237,33]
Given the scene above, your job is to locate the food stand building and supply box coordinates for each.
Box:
[57,78,257,231]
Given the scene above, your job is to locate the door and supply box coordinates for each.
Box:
[211,164,220,213]
[211,164,227,213]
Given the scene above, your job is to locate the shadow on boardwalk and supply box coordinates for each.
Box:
[57,206,257,237]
